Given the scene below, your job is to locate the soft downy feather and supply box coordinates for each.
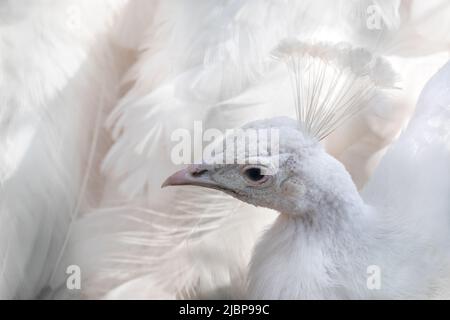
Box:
[0,0,144,299]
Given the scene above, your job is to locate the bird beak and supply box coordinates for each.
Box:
[161,165,219,189]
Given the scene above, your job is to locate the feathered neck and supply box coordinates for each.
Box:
[248,197,372,299]
[248,153,373,299]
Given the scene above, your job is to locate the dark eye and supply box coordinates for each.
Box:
[241,166,272,186]
[245,167,264,181]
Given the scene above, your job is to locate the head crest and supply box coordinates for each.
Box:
[272,39,398,140]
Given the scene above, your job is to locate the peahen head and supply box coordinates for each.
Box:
[162,117,359,217]
[163,40,396,217]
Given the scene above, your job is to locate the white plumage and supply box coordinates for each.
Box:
[0,0,449,299]
[163,60,450,299]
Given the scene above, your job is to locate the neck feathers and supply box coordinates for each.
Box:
[248,168,370,299]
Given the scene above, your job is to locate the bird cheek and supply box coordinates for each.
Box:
[280,179,305,198]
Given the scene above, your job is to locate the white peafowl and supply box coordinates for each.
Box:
[1,0,450,299]
[163,42,450,299]
[61,1,450,300]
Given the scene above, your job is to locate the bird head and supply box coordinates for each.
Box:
[163,117,356,216]
[163,41,394,217]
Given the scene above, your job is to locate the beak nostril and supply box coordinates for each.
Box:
[162,166,215,189]
[191,169,208,178]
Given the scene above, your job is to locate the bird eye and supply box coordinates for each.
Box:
[241,166,271,186]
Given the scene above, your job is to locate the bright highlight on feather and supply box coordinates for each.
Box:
[272,39,399,140]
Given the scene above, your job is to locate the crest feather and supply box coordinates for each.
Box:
[272,39,399,140]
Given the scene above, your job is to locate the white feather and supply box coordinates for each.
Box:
[0,0,133,298]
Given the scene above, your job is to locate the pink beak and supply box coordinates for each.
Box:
[161,165,219,189]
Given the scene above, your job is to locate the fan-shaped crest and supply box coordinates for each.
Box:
[272,39,399,140]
